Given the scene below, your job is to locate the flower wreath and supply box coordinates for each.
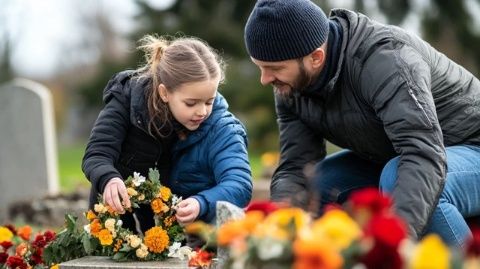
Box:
[84,168,193,261]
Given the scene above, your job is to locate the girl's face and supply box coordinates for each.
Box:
[159,78,219,131]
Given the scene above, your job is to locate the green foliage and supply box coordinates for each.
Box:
[43,214,88,265]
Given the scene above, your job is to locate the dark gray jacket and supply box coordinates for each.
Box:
[272,9,480,238]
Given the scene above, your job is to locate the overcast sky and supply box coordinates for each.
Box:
[2,0,479,79]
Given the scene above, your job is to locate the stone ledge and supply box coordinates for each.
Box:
[59,256,194,269]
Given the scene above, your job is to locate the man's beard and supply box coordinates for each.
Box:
[273,60,313,98]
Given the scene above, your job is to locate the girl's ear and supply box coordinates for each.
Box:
[158,84,169,103]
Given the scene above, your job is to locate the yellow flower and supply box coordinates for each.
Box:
[138,194,145,201]
[0,226,14,242]
[98,229,113,246]
[265,208,310,230]
[86,210,97,221]
[163,216,176,228]
[127,187,138,197]
[144,227,169,253]
[261,151,279,167]
[94,203,107,214]
[159,186,172,202]
[410,234,450,269]
[50,264,59,269]
[151,198,165,214]
[217,221,249,246]
[136,244,149,258]
[310,209,362,250]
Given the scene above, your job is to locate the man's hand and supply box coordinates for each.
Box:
[175,198,200,225]
[103,177,131,213]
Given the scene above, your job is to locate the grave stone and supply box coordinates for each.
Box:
[59,256,193,269]
[0,79,59,222]
[215,201,245,269]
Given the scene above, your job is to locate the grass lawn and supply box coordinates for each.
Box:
[57,144,265,192]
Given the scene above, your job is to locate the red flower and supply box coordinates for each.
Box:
[6,255,27,269]
[466,224,480,256]
[43,230,56,243]
[32,234,47,249]
[245,200,280,215]
[188,249,214,268]
[364,214,407,248]
[0,253,8,264]
[360,242,403,269]
[349,188,392,215]
[30,248,43,265]
[0,241,13,251]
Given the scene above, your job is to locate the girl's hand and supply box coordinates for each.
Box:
[175,198,200,225]
[103,177,131,213]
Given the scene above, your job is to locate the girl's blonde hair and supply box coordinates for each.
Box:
[136,35,225,137]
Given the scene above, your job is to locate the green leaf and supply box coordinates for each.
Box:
[82,234,92,254]
[149,168,160,183]
[66,214,78,232]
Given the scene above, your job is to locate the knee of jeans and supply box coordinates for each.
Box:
[379,157,400,194]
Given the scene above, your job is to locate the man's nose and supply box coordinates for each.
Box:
[260,70,275,86]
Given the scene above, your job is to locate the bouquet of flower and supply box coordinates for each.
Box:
[187,188,480,269]
[44,168,194,265]
[0,224,56,269]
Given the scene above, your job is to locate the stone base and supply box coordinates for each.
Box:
[59,256,193,269]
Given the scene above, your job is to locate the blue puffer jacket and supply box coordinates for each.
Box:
[168,94,253,223]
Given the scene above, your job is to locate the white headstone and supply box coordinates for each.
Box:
[215,201,245,269]
[0,78,59,222]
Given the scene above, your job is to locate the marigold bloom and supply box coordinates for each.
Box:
[151,198,166,214]
[159,186,172,202]
[410,234,450,269]
[144,227,169,253]
[98,229,113,246]
[0,226,14,242]
[17,225,32,241]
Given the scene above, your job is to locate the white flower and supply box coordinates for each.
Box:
[257,238,284,260]
[116,220,123,227]
[83,224,91,234]
[132,172,146,186]
[167,242,193,260]
[171,195,182,208]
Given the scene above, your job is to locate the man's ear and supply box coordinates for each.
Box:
[158,84,168,102]
[309,47,326,69]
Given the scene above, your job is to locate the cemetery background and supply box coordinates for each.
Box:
[2,0,480,267]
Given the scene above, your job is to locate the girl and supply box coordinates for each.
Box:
[82,35,252,232]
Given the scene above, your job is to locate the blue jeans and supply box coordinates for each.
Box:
[314,145,480,248]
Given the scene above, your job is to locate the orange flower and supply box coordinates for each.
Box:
[113,239,123,252]
[17,226,32,241]
[293,236,343,269]
[188,249,214,268]
[86,210,96,221]
[98,229,113,246]
[217,221,249,246]
[163,216,176,228]
[90,219,102,237]
[151,198,168,214]
[144,227,169,253]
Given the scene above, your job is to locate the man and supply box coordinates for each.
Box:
[244,0,480,248]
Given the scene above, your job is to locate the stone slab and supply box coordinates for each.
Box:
[59,256,194,269]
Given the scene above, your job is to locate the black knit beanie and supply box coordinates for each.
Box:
[244,0,329,62]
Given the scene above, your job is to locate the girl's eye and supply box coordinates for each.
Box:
[206,102,213,106]
[185,102,195,107]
